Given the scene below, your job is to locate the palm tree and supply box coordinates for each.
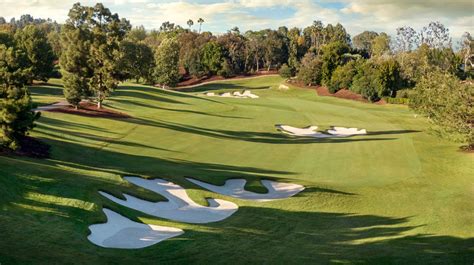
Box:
[197,18,204,33]
[187,19,194,30]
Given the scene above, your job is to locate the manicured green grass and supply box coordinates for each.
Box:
[1,76,473,264]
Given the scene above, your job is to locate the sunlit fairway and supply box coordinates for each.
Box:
[0,76,472,264]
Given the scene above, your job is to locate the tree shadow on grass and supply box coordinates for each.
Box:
[368,130,421,136]
[1,134,472,264]
[114,88,189,105]
[29,85,64,96]
[127,117,396,145]
[158,207,473,264]
[112,98,250,120]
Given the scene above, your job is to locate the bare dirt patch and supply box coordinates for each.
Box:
[48,102,130,119]
[290,82,386,104]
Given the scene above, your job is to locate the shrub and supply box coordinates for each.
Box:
[297,52,322,86]
[217,59,233,78]
[350,60,382,102]
[395,88,414,98]
[328,60,358,93]
[410,70,473,146]
[279,64,293,78]
[320,41,350,85]
[383,97,409,104]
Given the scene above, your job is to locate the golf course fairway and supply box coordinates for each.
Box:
[0,76,472,264]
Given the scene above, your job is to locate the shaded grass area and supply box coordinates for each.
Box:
[0,76,472,264]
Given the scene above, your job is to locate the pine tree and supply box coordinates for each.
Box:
[60,26,92,108]
[14,25,55,82]
[60,3,130,109]
[0,44,39,150]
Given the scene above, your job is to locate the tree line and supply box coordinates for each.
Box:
[0,2,472,150]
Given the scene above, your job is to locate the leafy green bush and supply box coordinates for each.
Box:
[410,70,473,146]
[279,64,293,78]
[217,59,233,78]
[297,53,322,86]
[383,97,409,104]
[395,88,415,99]
[350,60,382,102]
[328,60,358,93]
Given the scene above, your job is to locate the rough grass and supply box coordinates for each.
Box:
[1,76,472,264]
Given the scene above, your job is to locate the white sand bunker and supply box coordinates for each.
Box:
[276,125,366,138]
[204,90,259,99]
[186,178,305,202]
[88,208,183,249]
[327,127,367,136]
[100,177,238,224]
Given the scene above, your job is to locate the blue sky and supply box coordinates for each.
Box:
[1,0,472,39]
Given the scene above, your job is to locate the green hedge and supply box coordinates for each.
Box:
[383,97,410,104]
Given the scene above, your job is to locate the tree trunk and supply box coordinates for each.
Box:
[97,91,102,109]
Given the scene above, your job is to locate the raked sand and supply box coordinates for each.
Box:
[100,177,238,224]
[186,178,305,202]
[88,208,183,249]
[276,125,366,138]
[205,90,259,99]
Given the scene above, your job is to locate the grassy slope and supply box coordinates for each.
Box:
[0,76,472,264]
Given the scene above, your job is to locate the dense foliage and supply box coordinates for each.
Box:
[0,44,39,149]
[60,3,131,108]
[410,71,473,147]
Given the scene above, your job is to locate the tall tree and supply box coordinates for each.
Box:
[0,44,39,150]
[14,25,55,82]
[60,3,131,109]
[394,26,420,52]
[200,41,223,75]
[371,33,391,57]
[60,25,92,108]
[197,18,204,33]
[421,21,451,49]
[460,32,473,75]
[353,31,379,55]
[320,41,350,85]
[117,40,155,83]
[154,38,180,87]
[187,19,194,29]
[218,30,247,75]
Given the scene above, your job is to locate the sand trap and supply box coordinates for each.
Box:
[100,177,238,224]
[278,84,289,90]
[186,178,305,202]
[276,125,366,138]
[276,125,333,138]
[327,127,367,136]
[88,208,183,249]
[204,90,259,99]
